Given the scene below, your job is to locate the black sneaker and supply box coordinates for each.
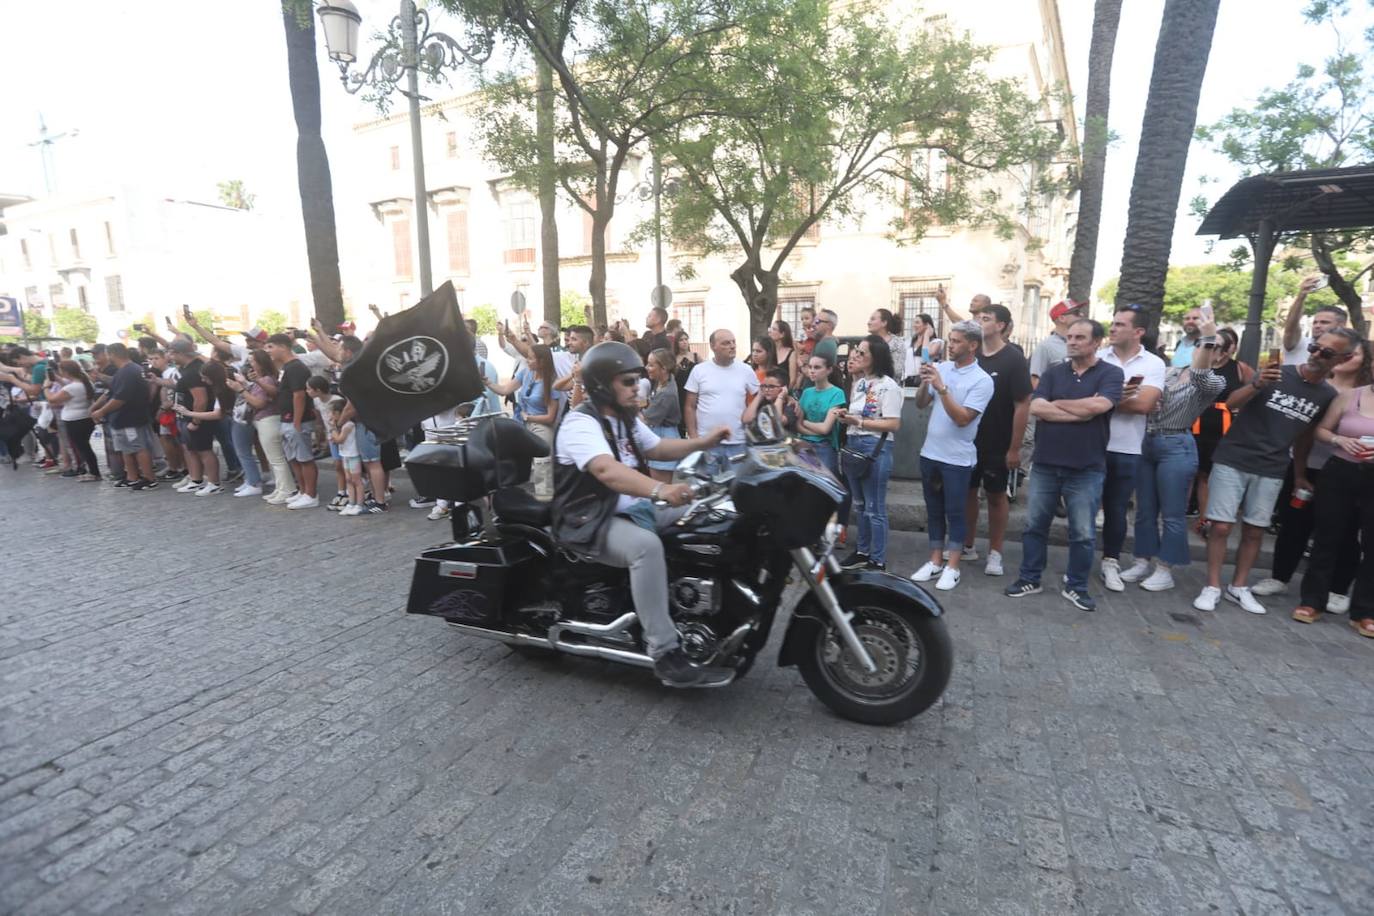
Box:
[838,550,870,570]
[653,649,735,689]
[131,478,160,491]
[1004,579,1042,598]
[865,560,887,571]
[1061,588,1096,612]
[112,478,135,489]
[363,498,387,514]
[158,469,183,480]
[60,469,79,478]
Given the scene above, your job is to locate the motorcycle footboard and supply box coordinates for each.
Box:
[407,539,540,625]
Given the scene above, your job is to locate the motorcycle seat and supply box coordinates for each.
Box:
[492,486,552,528]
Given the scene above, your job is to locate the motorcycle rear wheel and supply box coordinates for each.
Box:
[797,599,952,725]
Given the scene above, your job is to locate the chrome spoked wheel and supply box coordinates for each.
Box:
[816,605,922,701]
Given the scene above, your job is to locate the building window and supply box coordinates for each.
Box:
[391,218,412,279]
[895,280,950,337]
[446,132,458,158]
[446,207,470,274]
[20,239,30,269]
[389,145,401,171]
[673,301,706,352]
[503,199,536,265]
[104,221,116,256]
[777,295,816,332]
[69,228,81,260]
[49,283,65,307]
[106,275,125,312]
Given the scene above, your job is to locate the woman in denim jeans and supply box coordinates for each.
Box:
[837,336,902,571]
[1119,315,1223,592]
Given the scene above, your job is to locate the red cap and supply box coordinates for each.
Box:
[244,327,268,343]
[1050,299,1085,321]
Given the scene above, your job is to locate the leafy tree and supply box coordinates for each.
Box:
[216,179,256,210]
[52,307,100,343]
[257,309,289,334]
[455,0,756,329]
[1098,261,1352,326]
[560,290,591,328]
[469,304,500,336]
[1066,0,1124,304]
[282,0,345,329]
[176,310,218,341]
[1113,0,1222,338]
[652,2,1062,338]
[1194,0,1374,334]
[0,310,50,344]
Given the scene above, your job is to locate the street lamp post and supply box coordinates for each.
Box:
[316,0,491,297]
[618,154,679,303]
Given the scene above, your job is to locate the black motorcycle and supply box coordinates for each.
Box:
[402,409,953,725]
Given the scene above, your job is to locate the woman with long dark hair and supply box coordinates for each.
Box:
[486,343,562,499]
[746,336,778,383]
[769,320,798,391]
[45,360,100,481]
[868,308,906,383]
[837,335,902,571]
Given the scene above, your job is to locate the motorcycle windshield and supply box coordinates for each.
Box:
[730,440,845,548]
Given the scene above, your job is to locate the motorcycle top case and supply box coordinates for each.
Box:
[405,416,549,504]
[407,538,541,625]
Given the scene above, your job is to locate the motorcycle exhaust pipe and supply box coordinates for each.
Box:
[445,619,655,669]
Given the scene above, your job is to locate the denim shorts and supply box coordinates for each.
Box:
[1206,462,1283,527]
[110,424,155,454]
[356,423,382,462]
[281,422,316,463]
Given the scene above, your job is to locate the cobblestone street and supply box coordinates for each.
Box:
[3,467,1373,914]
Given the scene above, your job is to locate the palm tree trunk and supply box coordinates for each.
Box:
[1067,0,1123,305]
[1114,0,1221,339]
[536,56,561,325]
[282,4,345,329]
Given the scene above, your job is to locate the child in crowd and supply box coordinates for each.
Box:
[308,375,349,510]
[327,399,365,516]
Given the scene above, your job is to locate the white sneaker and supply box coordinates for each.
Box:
[1193,586,1221,611]
[339,503,363,516]
[1225,585,1267,615]
[984,550,1004,576]
[960,545,979,562]
[936,567,961,591]
[1328,592,1351,614]
[194,482,223,497]
[1100,559,1125,593]
[1140,566,1176,592]
[1119,558,1152,583]
[174,478,202,492]
[427,506,452,521]
[170,475,191,489]
[910,561,943,582]
[1250,577,1287,597]
[266,489,296,505]
[287,494,319,510]
[235,484,262,498]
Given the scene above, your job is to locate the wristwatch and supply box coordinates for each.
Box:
[936,386,949,395]
[651,483,663,501]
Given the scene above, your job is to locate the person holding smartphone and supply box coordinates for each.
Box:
[1281,275,1349,366]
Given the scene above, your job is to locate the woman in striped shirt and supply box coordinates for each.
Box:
[1119,315,1226,592]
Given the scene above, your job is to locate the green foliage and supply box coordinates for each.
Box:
[51,307,100,343]
[469,304,500,336]
[560,291,591,328]
[217,179,256,210]
[1096,262,1350,325]
[176,310,218,342]
[0,311,50,345]
[257,309,289,335]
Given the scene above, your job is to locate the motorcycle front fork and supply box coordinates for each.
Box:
[789,547,878,673]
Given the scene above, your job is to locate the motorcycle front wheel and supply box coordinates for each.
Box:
[797,598,953,725]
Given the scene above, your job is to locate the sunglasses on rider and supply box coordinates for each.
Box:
[614,374,643,388]
[1307,341,1354,361]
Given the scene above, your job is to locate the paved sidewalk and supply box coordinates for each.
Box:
[1,467,1371,914]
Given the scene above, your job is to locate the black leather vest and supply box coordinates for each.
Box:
[551,403,623,556]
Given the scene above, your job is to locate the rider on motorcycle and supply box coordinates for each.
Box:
[552,342,737,688]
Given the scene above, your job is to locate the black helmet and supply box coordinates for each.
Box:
[580,341,645,404]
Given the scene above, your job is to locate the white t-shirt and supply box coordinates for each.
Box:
[336,420,359,458]
[553,349,576,380]
[685,360,759,444]
[847,375,904,437]
[160,366,180,409]
[555,410,662,512]
[1097,346,1166,455]
[298,349,334,372]
[59,382,92,421]
[1284,336,1310,367]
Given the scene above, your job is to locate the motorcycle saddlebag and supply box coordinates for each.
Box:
[407,538,541,625]
[405,417,550,504]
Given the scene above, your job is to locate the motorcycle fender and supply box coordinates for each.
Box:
[777,569,943,669]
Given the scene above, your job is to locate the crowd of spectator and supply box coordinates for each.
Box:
[3,277,1371,640]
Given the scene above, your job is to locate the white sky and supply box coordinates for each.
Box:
[0,1,1360,300]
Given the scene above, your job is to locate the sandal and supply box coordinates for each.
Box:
[1352,619,1374,639]
[1292,606,1320,624]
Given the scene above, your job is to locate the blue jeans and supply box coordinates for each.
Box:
[843,436,894,565]
[1101,452,1139,560]
[215,416,242,475]
[807,440,850,526]
[1134,433,1197,567]
[919,456,973,552]
[230,419,262,486]
[1018,463,1105,591]
[706,442,747,476]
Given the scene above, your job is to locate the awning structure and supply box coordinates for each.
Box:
[1198,166,1374,364]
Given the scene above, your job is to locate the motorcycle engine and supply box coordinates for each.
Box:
[669,577,718,616]
[676,621,720,662]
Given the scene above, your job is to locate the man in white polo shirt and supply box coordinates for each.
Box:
[684,329,759,468]
[1098,305,1166,591]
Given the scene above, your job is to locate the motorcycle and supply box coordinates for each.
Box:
[402,407,953,725]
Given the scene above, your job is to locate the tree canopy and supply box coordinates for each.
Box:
[51,307,100,343]
[1097,260,1353,325]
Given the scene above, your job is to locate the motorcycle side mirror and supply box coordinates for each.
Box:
[675,449,707,479]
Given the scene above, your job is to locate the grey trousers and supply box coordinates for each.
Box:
[600,507,685,660]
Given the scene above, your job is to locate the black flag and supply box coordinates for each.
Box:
[339,281,483,441]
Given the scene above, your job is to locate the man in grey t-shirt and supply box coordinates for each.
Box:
[1028,299,1086,386]
[1195,329,1357,615]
